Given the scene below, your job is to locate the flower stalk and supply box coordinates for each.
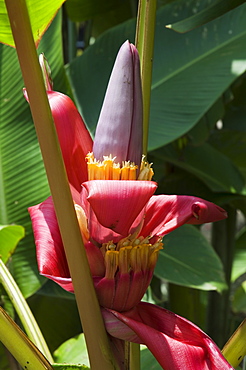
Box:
[4,0,117,368]
[222,319,246,368]
[135,0,157,155]
[133,2,157,366]
[0,307,53,370]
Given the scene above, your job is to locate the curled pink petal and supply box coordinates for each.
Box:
[82,180,157,242]
[28,197,70,280]
[141,195,227,238]
[189,201,227,224]
[102,302,234,370]
[47,91,93,191]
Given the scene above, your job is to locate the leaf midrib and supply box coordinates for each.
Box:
[152,13,246,90]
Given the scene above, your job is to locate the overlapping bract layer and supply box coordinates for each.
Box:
[103,303,234,370]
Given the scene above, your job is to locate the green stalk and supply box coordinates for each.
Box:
[130,343,140,369]
[0,307,53,370]
[127,2,157,368]
[135,0,157,155]
[168,284,205,328]
[207,206,237,347]
[4,1,117,369]
[124,342,140,370]
[222,319,246,368]
[0,259,53,363]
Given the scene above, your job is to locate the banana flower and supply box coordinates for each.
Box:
[27,41,232,369]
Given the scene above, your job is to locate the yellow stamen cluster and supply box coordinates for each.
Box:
[86,153,154,181]
[101,235,163,279]
[138,156,154,180]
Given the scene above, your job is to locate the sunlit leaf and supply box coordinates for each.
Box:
[0,0,64,47]
[232,283,246,314]
[53,333,89,367]
[231,249,246,282]
[0,225,24,264]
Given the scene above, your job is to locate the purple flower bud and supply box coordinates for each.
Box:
[93,41,143,167]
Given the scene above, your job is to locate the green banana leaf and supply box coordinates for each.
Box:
[28,288,82,354]
[0,0,64,47]
[155,224,227,292]
[0,225,24,263]
[210,130,246,180]
[166,0,246,33]
[150,142,246,194]
[66,2,246,150]
[53,333,89,367]
[65,0,122,22]
[0,12,68,298]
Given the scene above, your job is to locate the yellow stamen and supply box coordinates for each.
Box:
[112,163,121,180]
[105,251,119,279]
[149,249,161,269]
[149,241,163,268]
[86,152,153,181]
[140,244,151,271]
[101,235,163,275]
[138,156,154,180]
[103,157,114,179]
[130,246,141,272]
[121,162,130,180]
[129,165,137,180]
[118,247,131,274]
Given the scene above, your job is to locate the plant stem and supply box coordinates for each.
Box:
[135,0,157,155]
[5,1,117,368]
[243,357,246,370]
[0,259,53,363]
[124,342,140,370]
[169,284,205,329]
[130,343,140,369]
[129,2,157,367]
[0,307,53,370]
[207,206,237,348]
[222,319,246,368]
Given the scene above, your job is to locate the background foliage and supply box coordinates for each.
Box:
[0,0,246,368]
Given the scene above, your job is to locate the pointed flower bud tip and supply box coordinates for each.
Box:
[93,40,143,168]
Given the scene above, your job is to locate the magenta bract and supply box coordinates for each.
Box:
[102,303,234,370]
